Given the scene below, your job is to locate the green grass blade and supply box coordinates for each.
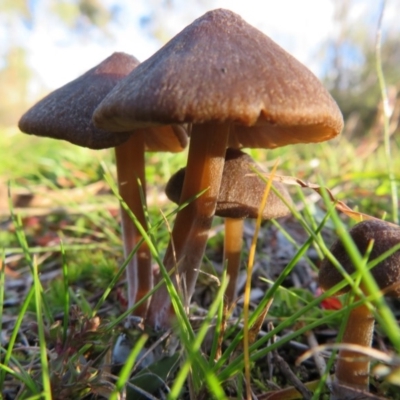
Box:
[213,210,331,372]
[109,334,148,400]
[0,250,5,346]
[0,285,35,389]
[320,185,400,351]
[61,241,70,344]
[32,256,52,399]
[218,239,400,382]
[0,252,6,386]
[312,240,377,398]
[0,359,39,394]
[8,195,54,327]
[169,276,229,399]
[208,268,227,366]
[102,165,195,336]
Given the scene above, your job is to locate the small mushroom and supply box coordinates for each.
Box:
[18,52,187,317]
[319,219,400,398]
[166,148,292,308]
[94,9,343,329]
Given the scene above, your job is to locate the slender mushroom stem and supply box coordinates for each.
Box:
[223,218,244,307]
[163,149,292,314]
[147,123,230,329]
[334,297,375,395]
[115,132,152,317]
[318,220,400,397]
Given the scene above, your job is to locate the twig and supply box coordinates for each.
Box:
[305,330,333,392]
[273,349,313,400]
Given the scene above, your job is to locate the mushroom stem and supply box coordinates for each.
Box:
[115,133,152,317]
[147,123,230,329]
[333,298,375,395]
[223,217,244,307]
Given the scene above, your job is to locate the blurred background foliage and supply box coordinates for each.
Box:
[324,1,400,140]
[0,0,399,141]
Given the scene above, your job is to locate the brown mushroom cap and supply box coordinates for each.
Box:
[18,52,187,151]
[319,219,400,297]
[166,148,292,219]
[93,9,343,148]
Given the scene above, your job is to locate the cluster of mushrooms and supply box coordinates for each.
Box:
[18,8,400,399]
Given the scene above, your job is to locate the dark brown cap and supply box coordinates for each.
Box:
[319,219,400,297]
[18,52,187,152]
[166,148,292,219]
[93,9,343,149]
[19,52,137,149]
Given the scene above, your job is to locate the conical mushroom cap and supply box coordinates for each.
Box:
[94,9,343,149]
[319,219,400,297]
[166,148,292,219]
[18,52,188,151]
[19,52,137,149]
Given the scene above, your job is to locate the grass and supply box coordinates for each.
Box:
[0,121,399,400]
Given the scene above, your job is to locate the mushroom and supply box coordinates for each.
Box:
[166,148,292,307]
[318,219,400,398]
[93,9,343,329]
[18,52,187,317]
